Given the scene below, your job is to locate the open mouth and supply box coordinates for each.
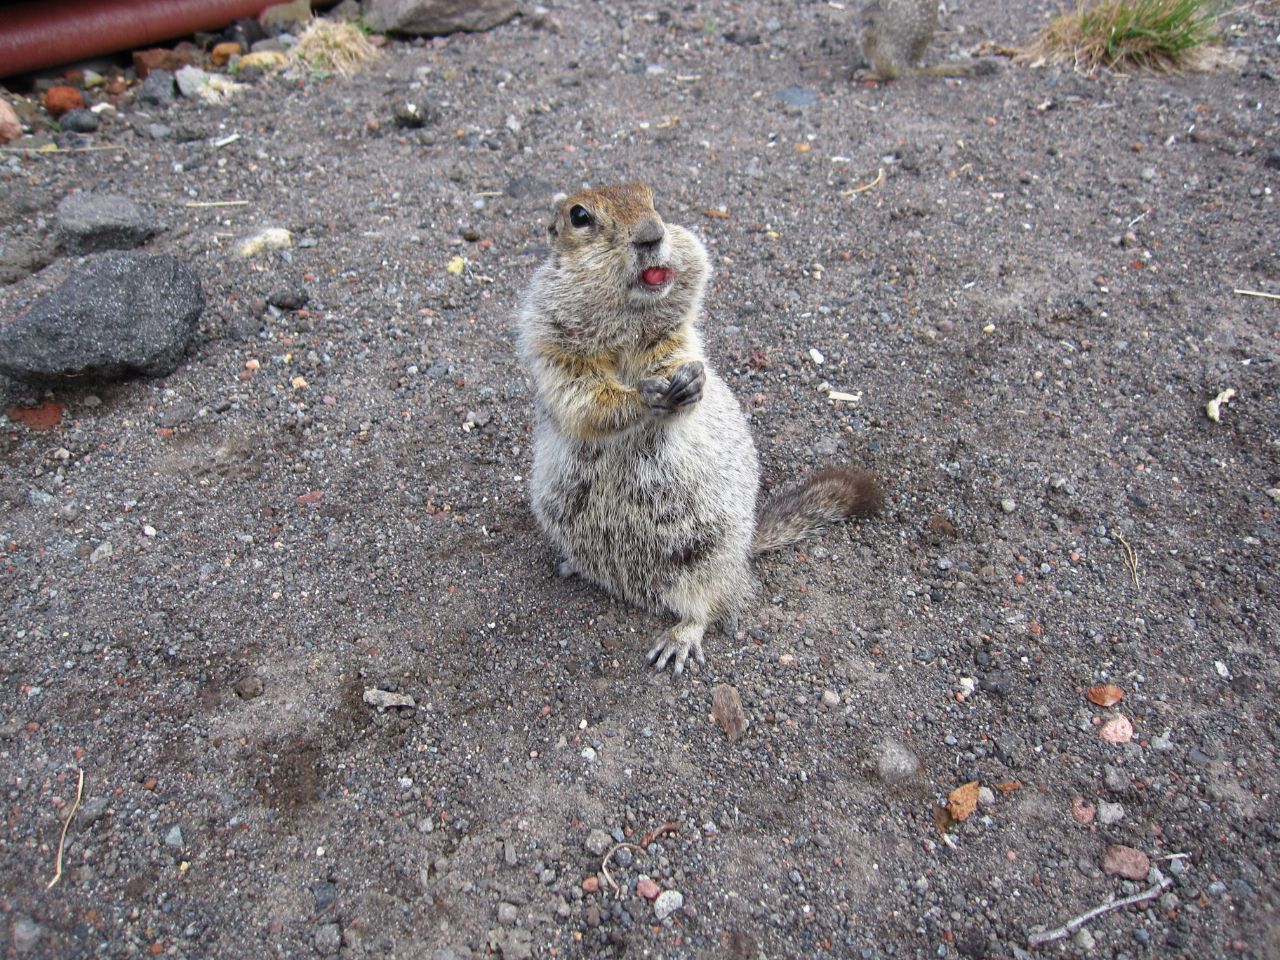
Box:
[638,266,673,290]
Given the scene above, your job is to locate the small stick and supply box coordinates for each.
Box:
[184,200,249,208]
[1027,876,1172,948]
[600,842,644,898]
[600,821,681,898]
[1233,288,1280,301]
[1,145,126,154]
[46,767,85,890]
[842,168,885,196]
[640,820,680,848]
[1117,534,1139,589]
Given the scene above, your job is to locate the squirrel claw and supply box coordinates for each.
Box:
[640,361,705,416]
[639,376,671,414]
[646,629,706,676]
[665,361,705,409]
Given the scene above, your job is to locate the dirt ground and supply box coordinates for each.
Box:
[2,1,1279,957]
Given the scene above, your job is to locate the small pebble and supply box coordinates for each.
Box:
[820,689,840,708]
[1097,801,1125,825]
[1102,844,1150,881]
[653,889,684,921]
[1000,498,1016,514]
[876,739,922,786]
[60,108,100,133]
[12,916,44,954]
[584,829,611,857]
[636,876,660,900]
[1073,927,1096,952]
[313,923,341,956]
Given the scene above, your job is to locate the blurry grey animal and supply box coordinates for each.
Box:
[862,0,998,79]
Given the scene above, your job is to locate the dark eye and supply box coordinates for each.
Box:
[569,205,593,228]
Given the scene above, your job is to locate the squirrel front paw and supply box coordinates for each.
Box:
[639,361,705,416]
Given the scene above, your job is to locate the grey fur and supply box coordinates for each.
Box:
[519,184,882,674]
[862,0,999,80]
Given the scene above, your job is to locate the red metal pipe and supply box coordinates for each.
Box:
[0,0,279,78]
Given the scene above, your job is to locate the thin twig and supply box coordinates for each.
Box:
[600,842,644,898]
[2,145,126,155]
[1028,876,1172,948]
[842,168,885,196]
[1233,288,1280,300]
[640,820,680,848]
[600,821,682,898]
[184,200,249,208]
[1117,534,1139,589]
[46,767,84,890]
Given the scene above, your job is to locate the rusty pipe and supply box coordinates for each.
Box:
[0,0,283,78]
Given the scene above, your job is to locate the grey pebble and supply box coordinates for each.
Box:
[584,828,611,856]
[1097,801,1125,825]
[654,889,684,921]
[1103,765,1130,793]
[313,922,341,955]
[164,824,184,848]
[60,108,100,133]
[137,69,176,107]
[12,916,44,954]
[497,901,518,926]
[80,797,110,823]
[876,739,922,786]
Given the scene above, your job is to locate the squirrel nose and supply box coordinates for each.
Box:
[632,216,665,253]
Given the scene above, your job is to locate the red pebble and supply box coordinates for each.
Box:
[44,86,85,117]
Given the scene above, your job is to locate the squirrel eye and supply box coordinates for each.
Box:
[568,205,593,228]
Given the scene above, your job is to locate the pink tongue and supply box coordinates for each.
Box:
[643,267,669,286]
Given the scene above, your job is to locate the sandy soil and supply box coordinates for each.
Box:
[1,2,1278,957]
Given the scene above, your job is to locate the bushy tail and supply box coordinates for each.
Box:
[752,467,884,555]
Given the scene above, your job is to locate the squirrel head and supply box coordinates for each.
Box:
[534,182,708,352]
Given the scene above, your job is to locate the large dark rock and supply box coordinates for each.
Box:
[0,254,203,383]
[56,193,159,254]
[361,0,517,35]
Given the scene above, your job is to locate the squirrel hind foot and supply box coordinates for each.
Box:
[647,621,708,676]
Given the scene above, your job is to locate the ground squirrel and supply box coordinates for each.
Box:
[861,0,998,80]
[517,183,883,675]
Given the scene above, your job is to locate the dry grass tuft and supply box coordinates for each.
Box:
[290,19,380,76]
[1022,0,1220,72]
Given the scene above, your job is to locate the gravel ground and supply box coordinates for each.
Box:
[2,2,1279,958]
